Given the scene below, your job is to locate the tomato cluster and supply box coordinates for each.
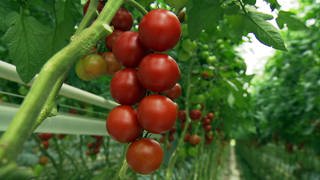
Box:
[38,133,53,149]
[178,110,216,146]
[104,8,181,174]
[86,135,104,156]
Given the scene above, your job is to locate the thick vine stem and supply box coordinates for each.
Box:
[75,0,99,35]
[0,0,124,170]
[165,58,195,179]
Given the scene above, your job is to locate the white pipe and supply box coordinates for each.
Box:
[0,60,118,109]
[0,103,107,136]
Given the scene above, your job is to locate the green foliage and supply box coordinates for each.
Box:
[251,2,320,150]
[276,10,307,30]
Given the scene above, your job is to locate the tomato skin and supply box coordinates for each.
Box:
[189,109,202,121]
[39,156,49,166]
[110,68,146,105]
[137,95,178,134]
[178,110,186,122]
[184,133,191,142]
[126,138,163,174]
[76,54,107,81]
[42,141,49,149]
[162,83,182,100]
[207,112,214,120]
[138,54,180,92]
[139,9,181,51]
[83,0,105,15]
[204,125,212,132]
[113,31,146,68]
[105,30,123,50]
[189,135,201,145]
[38,133,53,141]
[101,52,122,75]
[106,106,142,143]
[202,118,211,125]
[111,8,133,31]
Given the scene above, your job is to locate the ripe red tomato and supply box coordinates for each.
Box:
[138,9,181,51]
[178,110,186,122]
[106,106,142,143]
[138,54,180,92]
[113,31,146,67]
[42,141,49,149]
[83,0,105,15]
[105,30,123,50]
[126,138,163,174]
[110,68,146,105]
[38,133,53,141]
[207,112,214,120]
[75,54,107,81]
[111,8,133,31]
[162,83,182,100]
[184,133,190,142]
[202,118,211,125]
[137,95,178,134]
[204,125,212,132]
[189,110,202,121]
[189,135,201,145]
[101,52,122,75]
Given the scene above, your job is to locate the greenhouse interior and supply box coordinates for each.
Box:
[0,0,319,179]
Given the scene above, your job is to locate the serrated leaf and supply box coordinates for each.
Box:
[276,10,307,30]
[3,13,53,83]
[187,0,223,39]
[246,12,286,51]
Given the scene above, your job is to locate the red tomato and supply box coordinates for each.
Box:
[57,134,66,139]
[162,83,182,100]
[184,133,191,142]
[101,52,122,75]
[138,54,180,92]
[178,110,186,122]
[87,143,94,148]
[189,110,202,121]
[110,68,146,105]
[106,106,142,143]
[83,0,105,15]
[207,112,214,120]
[204,125,212,132]
[42,141,49,149]
[126,138,163,174]
[105,30,123,50]
[38,133,53,141]
[205,133,214,141]
[138,9,181,51]
[189,135,201,145]
[137,95,178,134]
[111,8,133,31]
[113,31,146,67]
[202,118,211,125]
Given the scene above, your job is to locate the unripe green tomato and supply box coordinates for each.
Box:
[200,51,210,59]
[182,39,197,52]
[206,56,217,64]
[75,54,107,81]
[178,50,191,62]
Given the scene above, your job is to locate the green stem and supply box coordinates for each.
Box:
[75,0,99,35]
[165,58,195,180]
[0,0,124,170]
[126,0,148,15]
[117,145,129,179]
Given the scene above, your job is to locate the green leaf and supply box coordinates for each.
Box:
[246,12,287,51]
[243,0,256,5]
[247,7,274,20]
[3,13,53,83]
[51,0,81,53]
[276,10,307,30]
[263,0,280,10]
[187,0,223,39]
